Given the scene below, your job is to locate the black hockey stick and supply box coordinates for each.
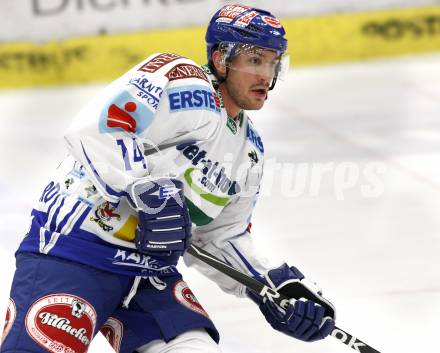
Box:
[187,244,381,353]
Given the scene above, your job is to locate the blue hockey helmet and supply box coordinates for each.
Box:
[205,5,288,64]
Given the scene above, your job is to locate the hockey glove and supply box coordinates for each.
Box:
[248,263,336,342]
[127,177,192,264]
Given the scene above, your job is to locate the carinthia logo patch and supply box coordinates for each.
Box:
[90,202,121,232]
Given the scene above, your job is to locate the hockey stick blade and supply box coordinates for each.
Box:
[187,244,381,353]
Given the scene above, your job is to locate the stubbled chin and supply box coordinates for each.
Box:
[253,95,267,105]
[246,100,265,110]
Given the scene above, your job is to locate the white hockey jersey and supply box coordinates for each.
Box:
[18,53,268,297]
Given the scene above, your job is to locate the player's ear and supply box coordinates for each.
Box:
[212,50,227,77]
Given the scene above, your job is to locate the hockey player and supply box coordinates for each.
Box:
[0,4,336,353]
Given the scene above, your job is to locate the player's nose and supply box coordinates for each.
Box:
[255,74,271,87]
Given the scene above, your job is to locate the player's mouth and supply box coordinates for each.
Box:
[250,87,268,99]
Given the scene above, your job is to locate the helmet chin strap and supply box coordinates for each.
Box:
[269,75,278,91]
[269,58,282,90]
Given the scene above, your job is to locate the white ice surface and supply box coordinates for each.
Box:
[1,53,440,353]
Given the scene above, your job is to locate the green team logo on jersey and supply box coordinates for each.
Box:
[176,142,241,206]
[184,168,230,206]
[226,117,238,135]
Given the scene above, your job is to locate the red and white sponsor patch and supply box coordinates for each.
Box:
[173,280,209,318]
[262,15,282,28]
[25,294,97,353]
[218,5,250,22]
[1,298,16,344]
[213,92,221,109]
[107,102,138,133]
[138,53,183,73]
[100,317,123,353]
[166,64,208,82]
[235,11,258,27]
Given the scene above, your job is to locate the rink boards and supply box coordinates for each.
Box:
[0,5,439,89]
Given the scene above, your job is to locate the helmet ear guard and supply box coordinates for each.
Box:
[210,46,228,84]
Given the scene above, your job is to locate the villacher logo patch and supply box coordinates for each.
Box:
[1,298,16,345]
[173,280,209,318]
[25,294,97,353]
[101,317,123,353]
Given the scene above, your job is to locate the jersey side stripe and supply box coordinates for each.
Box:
[39,228,47,253]
[70,205,92,234]
[57,200,81,234]
[42,231,62,254]
[49,196,66,231]
[61,203,88,236]
[45,195,63,231]
[45,193,61,217]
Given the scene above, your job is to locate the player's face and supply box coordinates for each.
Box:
[223,48,278,113]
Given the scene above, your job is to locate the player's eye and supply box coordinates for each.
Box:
[248,56,262,66]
